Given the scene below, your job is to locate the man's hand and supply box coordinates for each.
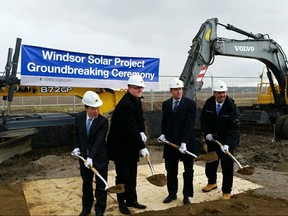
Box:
[206,134,214,141]
[71,148,81,156]
[221,145,229,153]
[157,134,166,142]
[140,132,147,143]
[85,157,93,168]
[139,148,150,157]
[179,143,187,154]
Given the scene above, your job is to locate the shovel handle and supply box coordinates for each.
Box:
[183,150,198,158]
[145,155,156,175]
[213,139,243,169]
[72,154,110,190]
[167,142,179,149]
[160,139,198,158]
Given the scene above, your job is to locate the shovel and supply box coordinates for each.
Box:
[145,155,167,187]
[72,153,125,193]
[158,137,218,162]
[212,139,255,175]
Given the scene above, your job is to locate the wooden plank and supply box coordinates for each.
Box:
[0,136,32,163]
[0,182,30,215]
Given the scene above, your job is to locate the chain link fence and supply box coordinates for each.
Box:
[7,76,261,109]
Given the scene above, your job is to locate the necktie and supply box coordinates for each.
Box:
[216,104,221,115]
[173,100,179,112]
[86,118,93,136]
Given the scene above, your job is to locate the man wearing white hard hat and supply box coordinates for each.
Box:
[107,74,149,215]
[72,91,109,216]
[200,80,240,200]
[158,77,198,205]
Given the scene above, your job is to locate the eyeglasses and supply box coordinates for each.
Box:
[129,85,144,90]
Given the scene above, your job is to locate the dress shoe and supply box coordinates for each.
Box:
[222,193,231,200]
[163,195,177,203]
[127,201,147,209]
[202,183,217,192]
[119,203,130,215]
[183,196,191,205]
[79,209,91,216]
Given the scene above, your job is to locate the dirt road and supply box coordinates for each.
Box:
[0,132,288,215]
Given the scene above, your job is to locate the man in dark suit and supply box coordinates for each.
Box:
[72,91,109,216]
[158,78,198,205]
[200,80,240,200]
[107,75,149,215]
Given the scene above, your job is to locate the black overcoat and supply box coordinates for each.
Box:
[107,92,146,163]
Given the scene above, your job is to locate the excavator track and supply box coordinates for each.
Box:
[275,115,288,140]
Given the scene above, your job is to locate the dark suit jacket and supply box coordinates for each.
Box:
[107,92,146,163]
[200,95,240,150]
[73,111,109,169]
[161,97,199,160]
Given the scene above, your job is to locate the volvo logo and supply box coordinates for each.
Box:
[234,46,255,52]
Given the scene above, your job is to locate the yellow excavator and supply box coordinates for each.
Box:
[0,85,126,115]
[257,66,288,105]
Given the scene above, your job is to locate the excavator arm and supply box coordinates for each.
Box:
[180,18,217,99]
[180,18,288,106]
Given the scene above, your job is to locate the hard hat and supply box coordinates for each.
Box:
[169,78,184,89]
[212,80,228,92]
[82,91,103,107]
[127,75,145,87]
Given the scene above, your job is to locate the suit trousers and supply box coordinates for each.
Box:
[205,143,234,193]
[164,158,194,197]
[115,161,137,204]
[80,163,108,213]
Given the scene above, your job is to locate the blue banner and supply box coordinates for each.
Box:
[21,45,160,89]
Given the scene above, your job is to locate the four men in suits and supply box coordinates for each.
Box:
[72,78,238,216]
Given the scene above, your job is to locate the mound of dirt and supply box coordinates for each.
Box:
[135,191,288,216]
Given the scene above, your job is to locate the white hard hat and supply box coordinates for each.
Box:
[82,91,103,107]
[169,78,184,89]
[127,75,145,87]
[212,80,228,92]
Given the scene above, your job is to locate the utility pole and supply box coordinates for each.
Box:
[207,70,213,94]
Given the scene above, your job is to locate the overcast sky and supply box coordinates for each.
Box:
[1,0,288,86]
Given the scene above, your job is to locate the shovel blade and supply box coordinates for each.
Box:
[147,174,167,187]
[195,151,218,162]
[107,184,125,193]
[237,166,255,175]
